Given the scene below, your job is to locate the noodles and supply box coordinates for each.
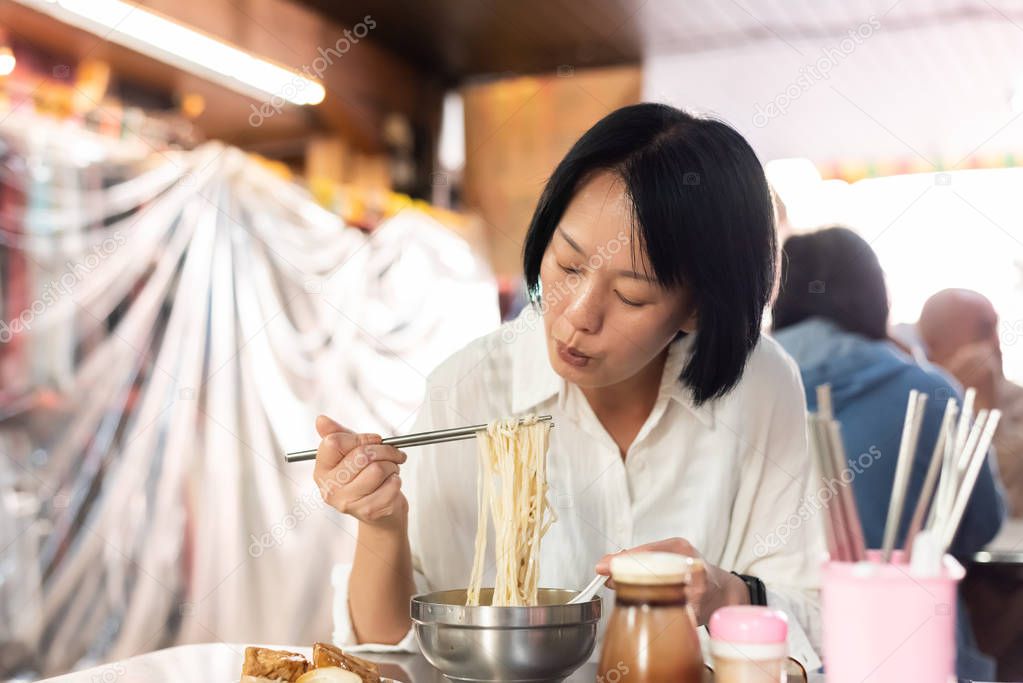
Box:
[465,415,555,606]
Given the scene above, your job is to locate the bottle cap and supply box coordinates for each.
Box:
[709,605,788,644]
[609,552,696,585]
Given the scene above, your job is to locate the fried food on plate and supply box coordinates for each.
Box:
[296,668,362,683]
[239,643,382,683]
[312,642,381,683]
[240,647,309,682]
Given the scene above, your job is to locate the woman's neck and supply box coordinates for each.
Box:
[580,347,669,458]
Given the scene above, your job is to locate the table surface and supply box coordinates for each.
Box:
[38,521,1023,682]
[37,642,830,682]
[37,643,593,683]
[973,518,1023,563]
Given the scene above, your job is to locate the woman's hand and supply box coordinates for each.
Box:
[595,537,749,625]
[314,415,408,529]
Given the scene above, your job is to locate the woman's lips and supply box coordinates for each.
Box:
[556,341,592,368]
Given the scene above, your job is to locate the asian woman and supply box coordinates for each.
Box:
[312,103,824,668]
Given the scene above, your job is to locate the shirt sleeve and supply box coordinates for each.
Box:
[719,345,825,672]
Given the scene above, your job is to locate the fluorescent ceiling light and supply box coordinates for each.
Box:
[15,0,325,106]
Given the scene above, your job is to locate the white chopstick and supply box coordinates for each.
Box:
[927,401,962,532]
[905,398,957,555]
[938,410,1000,551]
[881,390,927,562]
[952,388,976,469]
[817,384,834,421]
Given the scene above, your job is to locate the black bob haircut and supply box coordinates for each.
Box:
[772,226,889,340]
[522,103,777,405]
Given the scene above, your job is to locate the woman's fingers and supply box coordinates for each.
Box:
[595,537,696,574]
[314,431,381,480]
[318,443,407,516]
[348,473,403,521]
[593,536,725,626]
[311,417,408,525]
[345,460,400,499]
[324,444,406,489]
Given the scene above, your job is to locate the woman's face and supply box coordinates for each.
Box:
[539,171,698,389]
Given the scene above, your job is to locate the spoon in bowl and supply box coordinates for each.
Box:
[567,574,606,604]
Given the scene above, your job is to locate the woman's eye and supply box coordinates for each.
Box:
[559,263,582,275]
[616,291,645,307]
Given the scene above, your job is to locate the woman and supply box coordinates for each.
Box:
[314,103,823,668]
[772,226,1005,680]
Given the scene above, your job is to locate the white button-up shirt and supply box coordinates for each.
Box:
[332,305,824,669]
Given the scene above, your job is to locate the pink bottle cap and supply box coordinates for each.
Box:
[709,606,788,644]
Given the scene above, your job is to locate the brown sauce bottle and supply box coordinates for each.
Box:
[597,552,704,683]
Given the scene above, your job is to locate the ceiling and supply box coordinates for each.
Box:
[0,1,316,144]
[297,0,1023,82]
[1,0,444,155]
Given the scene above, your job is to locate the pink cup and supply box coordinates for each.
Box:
[821,550,963,683]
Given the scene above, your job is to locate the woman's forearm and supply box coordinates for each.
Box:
[348,515,416,644]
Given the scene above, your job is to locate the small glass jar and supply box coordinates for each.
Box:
[708,606,789,683]
[597,552,704,683]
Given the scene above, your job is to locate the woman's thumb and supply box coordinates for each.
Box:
[316,414,352,438]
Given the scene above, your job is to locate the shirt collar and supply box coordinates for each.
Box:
[509,305,715,428]
[660,333,716,429]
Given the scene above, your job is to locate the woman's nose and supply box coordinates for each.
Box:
[564,283,603,335]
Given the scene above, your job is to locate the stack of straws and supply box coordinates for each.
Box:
[809,385,1001,571]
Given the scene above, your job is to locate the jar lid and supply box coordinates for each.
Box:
[609,552,696,585]
[709,606,788,644]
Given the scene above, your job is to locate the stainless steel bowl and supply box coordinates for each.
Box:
[411,588,601,682]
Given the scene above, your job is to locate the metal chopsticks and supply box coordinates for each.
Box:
[284,415,554,463]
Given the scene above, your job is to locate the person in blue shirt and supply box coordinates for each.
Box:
[771,226,1006,681]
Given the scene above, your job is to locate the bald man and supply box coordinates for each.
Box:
[918,289,1023,516]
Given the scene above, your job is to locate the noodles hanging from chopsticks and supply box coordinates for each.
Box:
[466,415,555,606]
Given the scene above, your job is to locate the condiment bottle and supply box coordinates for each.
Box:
[708,606,789,683]
[597,552,704,683]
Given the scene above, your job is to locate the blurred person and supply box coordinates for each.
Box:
[919,289,1000,409]
[914,289,1023,517]
[772,227,1006,681]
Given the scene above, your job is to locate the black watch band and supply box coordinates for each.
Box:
[732,572,768,606]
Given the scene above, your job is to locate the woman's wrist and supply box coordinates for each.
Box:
[725,571,753,606]
[358,495,409,535]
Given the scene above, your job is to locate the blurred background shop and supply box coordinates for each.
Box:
[0,0,1022,680]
